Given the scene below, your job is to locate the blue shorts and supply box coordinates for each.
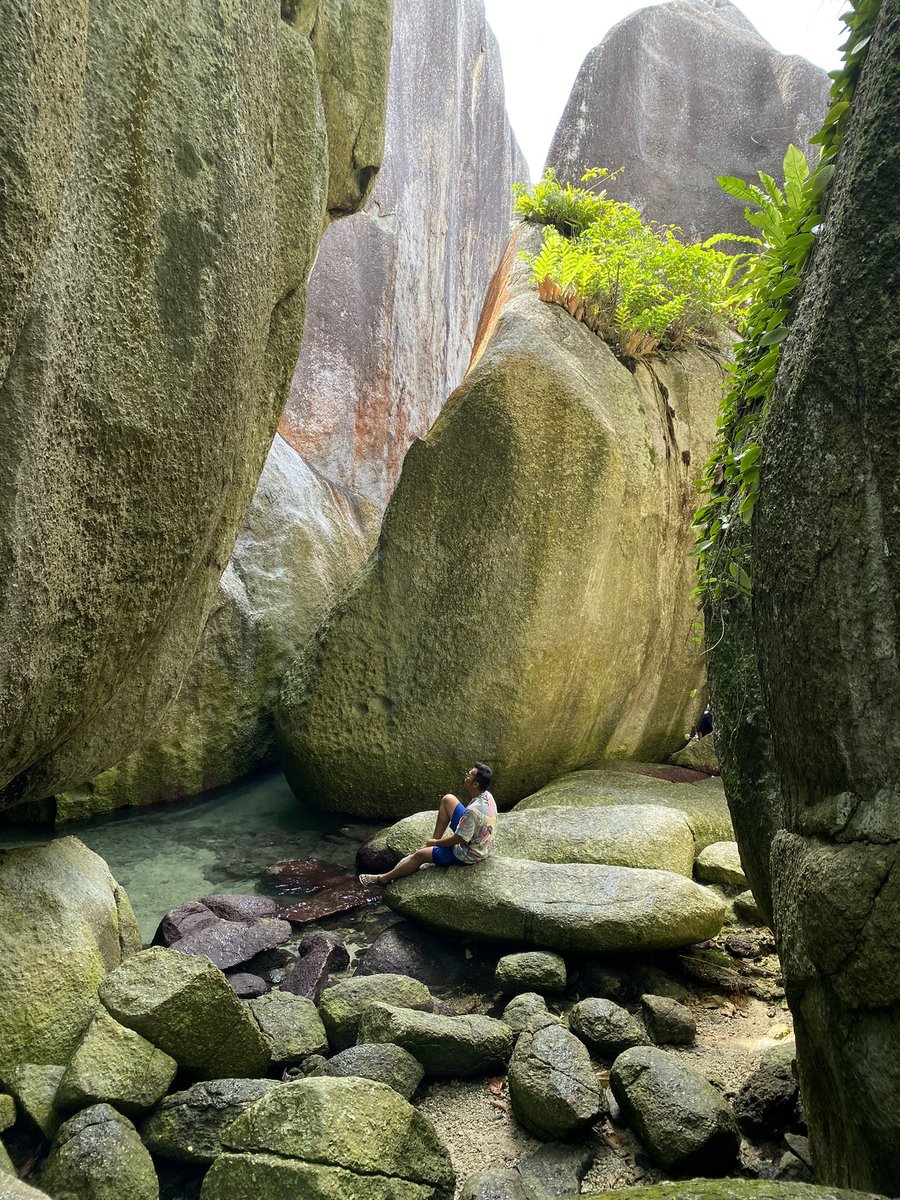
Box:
[432,802,467,866]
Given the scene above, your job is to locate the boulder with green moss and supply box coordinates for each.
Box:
[246,991,328,1067]
[0,838,140,1078]
[695,842,747,887]
[358,1004,514,1078]
[312,1043,425,1100]
[385,858,725,953]
[139,1079,281,1164]
[508,1019,603,1139]
[0,1177,53,1198]
[200,1077,454,1200]
[318,974,433,1051]
[494,952,566,994]
[99,947,269,1080]
[276,224,723,817]
[368,803,696,875]
[0,1095,15,1132]
[670,737,720,775]
[56,1009,176,1116]
[5,1065,65,1140]
[515,765,733,850]
[41,1104,158,1200]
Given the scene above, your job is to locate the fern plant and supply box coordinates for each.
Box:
[513,169,746,362]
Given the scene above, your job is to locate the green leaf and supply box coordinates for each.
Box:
[718,175,756,202]
[758,326,789,347]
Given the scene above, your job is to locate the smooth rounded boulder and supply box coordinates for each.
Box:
[0,838,141,1078]
[276,225,723,817]
[201,1077,454,1200]
[695,843,747,887]
[610,1046,739,1174]
[385,858,726,953]
[358,1003,514,1078]
[494,952,567,994]
[98,947,269,1080]
[569,998,644,1059]
[312,1043,425,1100]
[508,1020,603,1139]
[41,1104,158,1200]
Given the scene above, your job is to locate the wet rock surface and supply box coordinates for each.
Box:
[569,998,645,1060]
[311,1043,425,1100]
[139,1079,281,1165]
[508,1021,604,1140]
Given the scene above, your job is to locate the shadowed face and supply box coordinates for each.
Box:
[463,767,481,796]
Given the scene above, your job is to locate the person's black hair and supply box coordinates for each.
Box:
[473,762,493,791]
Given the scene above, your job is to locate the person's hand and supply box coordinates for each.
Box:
[426,838,440,847]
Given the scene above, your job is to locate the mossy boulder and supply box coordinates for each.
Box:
[246,991,328,1067]
[99,947,269,1080]
[695,843,747,887]
[569,999,645,1059]
[0,1178,53,1198]
[385,858,726,953]
[57,1009,176,1116]
[41,1104,157,1200]
[276,227,723,817]
[139,1079,281,1164]
[358,1004,514,1078]
[0,1094,15,1132]
[0,838,140,1078]
[201,1077,454,1200]
[319,974,433,1051]
[5,1065,65,1140]
[610,1046,739,1173]
[508,1020,603,1140]
[494,952,566,994]
[312,1043,425,1100]
[369,803,696,876]
[0,0,391,808]
[516,765,734,850]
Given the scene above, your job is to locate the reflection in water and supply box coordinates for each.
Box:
[0,770,383,942]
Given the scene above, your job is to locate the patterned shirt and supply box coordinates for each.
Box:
[453,791,497,863]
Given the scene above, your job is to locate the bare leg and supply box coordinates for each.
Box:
[432,793,460,840]
[376,847,433,885]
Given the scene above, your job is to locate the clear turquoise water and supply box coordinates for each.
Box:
[0,771,383,943]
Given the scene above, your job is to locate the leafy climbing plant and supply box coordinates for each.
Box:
[513,169,747,362]
[692,0,883,601]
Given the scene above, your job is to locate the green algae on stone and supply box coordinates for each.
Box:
[0,1175,52,1198]
[0,838,140,1078]
[0,1094,15,1132]
[201,1077,454,1200]
[139,1078,281,1164]
[358,1004,514,1078]
[313,1043,425,1101]
[56,1009,176,1117]
[515,765,734,850]
[319,974,433,1051]
[695,842,747,887]
[6,1065,65,1140]
[41,1104,157,1200]
[246,991,328,1066]
[494,952,566,994]
[370,803,696,875]
[670,737,720,775]
[99,947,269,1080]
[385,858,725,954]
[508,1021,602,1139]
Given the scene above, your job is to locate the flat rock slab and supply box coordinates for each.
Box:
[279,878,381,924]
[200,895,285,920]
[515,765,733,850]
[370,803,696,876]
[168,915,293,971]
[263,859,352,895]
[385,858,725,954]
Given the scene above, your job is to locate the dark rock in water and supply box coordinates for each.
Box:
[200,895,284,921]
[356,838,399,877]
[265,859,349,895]
[355,921,489,991]
[641,994,697,1046]
[168,915,293,971]
[519,1141,594,1198]
[154,901,219,947]
[734,1042,800,1136]
[610,1046,739,1173]
[508,1021,603,1140]
[42,1103,157,1200]
[224,973,269,999]
[569,998,644,1059]
[280,932,349,1002]
[279,879,381,925]
[546,0,829,242]
[312,1042,424,1100]
[459,1169,532,1200]
[140,1079,281,1164]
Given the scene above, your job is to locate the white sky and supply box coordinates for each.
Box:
[483,0,847,180]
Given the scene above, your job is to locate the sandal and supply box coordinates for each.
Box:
[358,873,383,887]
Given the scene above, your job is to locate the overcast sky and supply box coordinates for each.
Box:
[483,0,847,180]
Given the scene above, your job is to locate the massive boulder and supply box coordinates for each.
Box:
[55,437,377,818]
[710,8,900,1191]
[546,0,830,242]
[0,0,391,808]
[0,838,141,1078]
[277,225,724,817]
[281,0,527,509]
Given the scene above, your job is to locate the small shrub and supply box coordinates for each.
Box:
[512,168,748,361]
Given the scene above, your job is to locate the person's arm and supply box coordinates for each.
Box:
[427,807,474,849]
[426,832,466,847]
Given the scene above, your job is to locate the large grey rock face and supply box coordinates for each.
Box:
[546,0,830,242]
[56,436,377,818]
[716,8,900,1191]
[0,0,391,808]
[277,227,724,817]
[0,838,141,1079]
[281,0,527,509]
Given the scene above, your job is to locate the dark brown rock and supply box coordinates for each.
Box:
[200,895,284,921]
[280,881,381,925]
[264,859,350,895]
[546,0,829,242]
[154,902,218,948]
[280,932,349,1002]
[354,922,487,991]
[169,917,293,971]
[224,973,269,1000]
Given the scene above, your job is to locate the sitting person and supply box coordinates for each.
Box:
[359,762,496,886]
